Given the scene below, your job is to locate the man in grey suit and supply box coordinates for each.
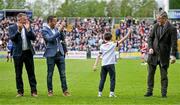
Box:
[144,10,177,98]
[42,16,70,97]
[8,13,37,97]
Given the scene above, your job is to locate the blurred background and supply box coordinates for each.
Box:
[0,0,180,60]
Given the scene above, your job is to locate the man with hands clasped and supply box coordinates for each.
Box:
[144,10,177,98]
[42,16,70,97]
[8,13,37,97]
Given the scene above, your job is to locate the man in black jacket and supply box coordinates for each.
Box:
[8,13,37,97]
[144,10,177,98]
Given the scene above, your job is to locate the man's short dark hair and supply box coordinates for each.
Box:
[158,10,168,19]
[104,32,112,41]
[17,13,27,20]
[47,16,56,23]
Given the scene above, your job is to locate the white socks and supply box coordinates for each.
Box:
[98,92,102,97]
[109,92,116,97]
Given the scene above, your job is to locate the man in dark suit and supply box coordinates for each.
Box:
[41,16,70,97]
[144,10,177,98]
[8,13,37,97]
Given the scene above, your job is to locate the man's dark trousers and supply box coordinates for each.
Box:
[147,62,168,96]
[46,52,67,92]
[13,50,37,94]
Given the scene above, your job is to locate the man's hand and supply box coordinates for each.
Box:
[149,48,154,54]
[93,65,97,71]
[17,22,23,32]
[170,56,176,64]
[61,21,66,26]
[25,20,30,31]
[58,24,64,32]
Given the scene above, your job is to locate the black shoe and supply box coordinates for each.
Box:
[162,95,167,98]
[144,92,153,97]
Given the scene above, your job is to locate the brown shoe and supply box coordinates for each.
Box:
[48,90,53,97]
[31,92,38,97]
[16,93,23,97]
[63,91,71,97]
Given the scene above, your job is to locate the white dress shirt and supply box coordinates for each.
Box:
[21,27,29,51]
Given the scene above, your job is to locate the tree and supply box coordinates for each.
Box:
[0,0,4,9]
[1,0,158,18]
[120,0,133,17]
[169,0,180,9]
[106,0,121,17]
[56,0,77,17]
[106,0,157,17]
[30,0,158,18]
[133,0,157,17]
[56,0,106,17]
[46,0,60,15]
[77,0,106,17]
[4,0,26,9]
[94,1,106,17]
[31,0,48,17]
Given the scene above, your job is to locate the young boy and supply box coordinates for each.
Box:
[93,28,131,97]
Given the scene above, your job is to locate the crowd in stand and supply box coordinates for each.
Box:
[0,17,180,53]
[0,17,15,51]
[65,17,112,51]
[115,18,153,53]
[31,17,45,51]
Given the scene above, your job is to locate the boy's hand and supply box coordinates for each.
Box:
[93,65,97,71]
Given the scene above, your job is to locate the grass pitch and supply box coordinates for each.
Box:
[0,58,180,105]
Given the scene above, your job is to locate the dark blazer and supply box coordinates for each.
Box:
[147,21,177,66]
[41,26,66,57]
[8,24,36,57]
